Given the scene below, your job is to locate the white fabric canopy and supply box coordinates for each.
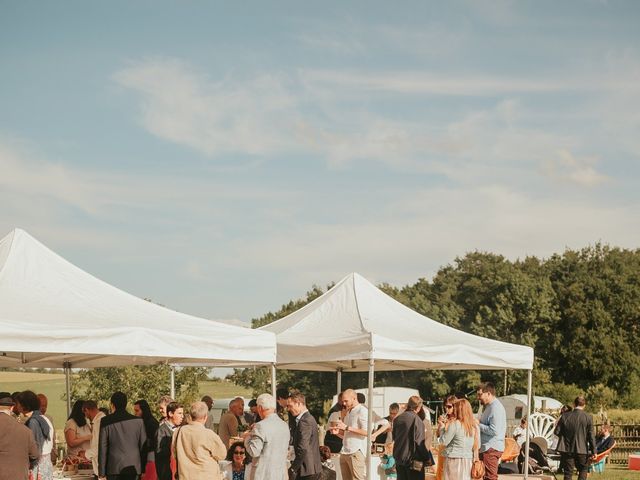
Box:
[0,228,276,368]
[261,272,533,371]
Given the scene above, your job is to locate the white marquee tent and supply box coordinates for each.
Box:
[261,272,533,371]
[261,272,535,479]
[0,228,276,370]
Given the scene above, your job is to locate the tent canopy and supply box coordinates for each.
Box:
[260,272,533,371]
[0,228,276,368]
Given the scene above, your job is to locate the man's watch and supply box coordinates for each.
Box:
[345,425,349,432]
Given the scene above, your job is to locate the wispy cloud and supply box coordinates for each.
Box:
[299,70,566,96]
[219,183,640,292]
[113,58,302,157]
[542,150,609,187]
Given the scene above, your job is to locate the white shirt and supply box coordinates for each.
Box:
[85,411,106,475]
[341,404,368,455]
[41,415,54,455]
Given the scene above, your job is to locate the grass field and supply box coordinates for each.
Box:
[0,371,68,428]
[575,464,640,479]
[0,371,252,429]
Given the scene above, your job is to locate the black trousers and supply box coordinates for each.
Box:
[396,464,423,480]
[106,475,139,480]
[561,452,590,480]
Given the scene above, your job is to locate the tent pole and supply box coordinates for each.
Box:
[270,363,277,398]
[504,369,508,395]
[523,369,533,480]
[170,366,176,399]
[366,358,374,480]
[336,368,342,396]
[64,361,72,416]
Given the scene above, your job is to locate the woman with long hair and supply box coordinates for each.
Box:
[134,399,160,480]
[435,395,458,480]
[437,398,476,480]
[223,441,253,480]
[64,399,92,457]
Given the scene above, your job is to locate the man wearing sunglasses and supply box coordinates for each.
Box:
[476,382,506,480]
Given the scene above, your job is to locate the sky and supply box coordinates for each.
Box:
[1,1,639,324]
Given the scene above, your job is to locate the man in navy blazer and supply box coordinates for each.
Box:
[554,396,596,480]
[287,392,323,480]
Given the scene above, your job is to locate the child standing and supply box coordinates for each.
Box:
[379,442,397,479]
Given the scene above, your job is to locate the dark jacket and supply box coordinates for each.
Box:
[392,410,428,467]
[98,409,147,477]
[595,435,614,454]
[554,408,596,456]
[290,411,323,478]
[0,413,39,480]
[155,421,175,480]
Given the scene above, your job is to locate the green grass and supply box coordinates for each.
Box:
[574,464,640,479]
[0,371,68,429]
[198,379,252,399]
[0,372,252,430]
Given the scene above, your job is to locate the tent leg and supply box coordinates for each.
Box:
[523,369,533,480]
[170,366,176,399]
[366,358,374,480]
[337,368,342,396]
[64,361,71,416]
[271,363,277,398]
[504,369,508,395]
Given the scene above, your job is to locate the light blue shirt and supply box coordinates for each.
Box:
[478,398,506,453]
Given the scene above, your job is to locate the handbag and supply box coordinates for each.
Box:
[409,414,433,472]
[471,426,484,480]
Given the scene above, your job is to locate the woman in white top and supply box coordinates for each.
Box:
[64,400,92,457]
[223,441,253,480]
[437,398,477,480]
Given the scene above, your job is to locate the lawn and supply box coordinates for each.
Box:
[0,371,252,429]
[0,371,68,428]
[574,464,640,479]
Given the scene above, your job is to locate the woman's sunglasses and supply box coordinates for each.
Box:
[233,451,246,455]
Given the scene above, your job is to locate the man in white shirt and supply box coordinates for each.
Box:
[83,400,105,479]
[335,389,368,480]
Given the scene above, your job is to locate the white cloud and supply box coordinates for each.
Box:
[542,150,609,187]
[219,184,639,290]
[113,58,301,157]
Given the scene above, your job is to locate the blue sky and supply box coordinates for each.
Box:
[1,0,639,323]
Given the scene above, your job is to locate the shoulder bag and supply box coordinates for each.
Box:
[471,425,485,480]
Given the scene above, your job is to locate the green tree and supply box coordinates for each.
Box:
[545,245,640,398]
[70,365,209,411]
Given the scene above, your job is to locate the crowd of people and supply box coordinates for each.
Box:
[1,383,615,480]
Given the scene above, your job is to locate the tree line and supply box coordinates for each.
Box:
[231,244,640,419]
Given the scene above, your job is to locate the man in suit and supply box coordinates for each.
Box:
[554,396,596,480]
[595,424,615,454]
[244,393,290,480]
[287,391,323,480]
[98,391,147,480]
[156,402,184,480]
[172,401,227,480]
[0,392,39,480]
